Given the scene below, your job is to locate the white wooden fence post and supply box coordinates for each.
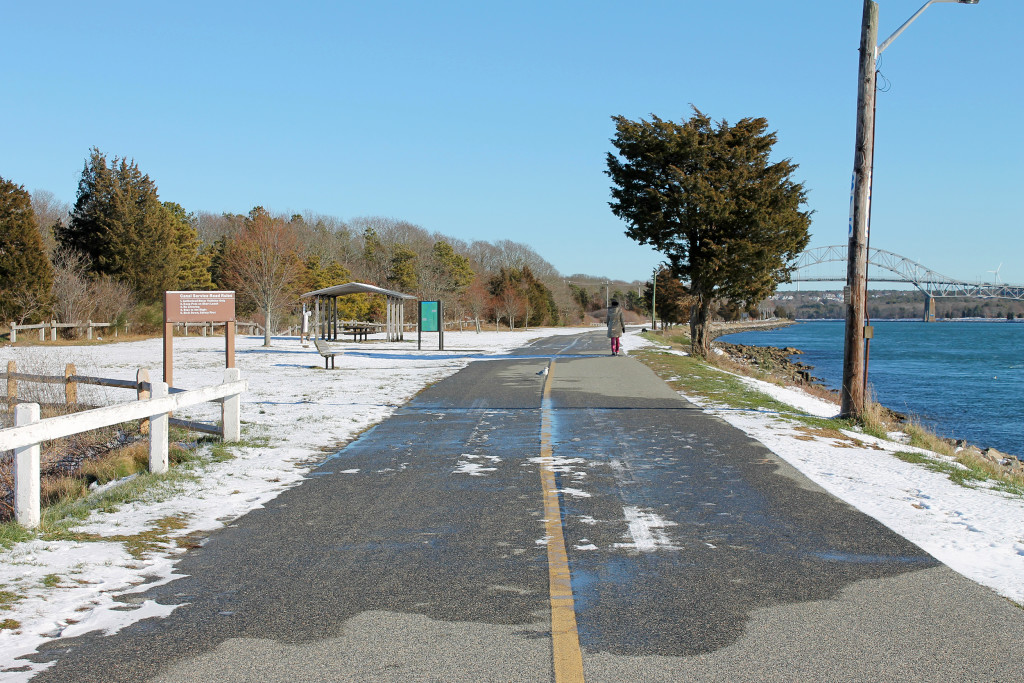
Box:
[51,320,57,341]
[222,368,241,442]
[87,320,93,340]
[149,381,169,474]
[14,403,41,528]
[9,323,16,344]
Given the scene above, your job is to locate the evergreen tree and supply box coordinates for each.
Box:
[526,278,558,326]
[643,271,692,326]
[607,109,811,356]
[361,227,389,286]
[164,202,214,290]
[487,266,557,328]
[515,266,557,326]
[207,235,230,289]
[421,240,475,320]
[428,240,474,297]
[303,256,352,292]
[0,177,54,323]
[57,148,178,301]
[388,245,419,292]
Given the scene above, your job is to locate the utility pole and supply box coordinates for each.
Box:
[841,0,878,419]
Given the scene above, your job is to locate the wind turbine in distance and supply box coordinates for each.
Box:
[987,263,1003,284]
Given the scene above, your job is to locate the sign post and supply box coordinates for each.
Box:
[418,300,443,351]
[164,291,236,387]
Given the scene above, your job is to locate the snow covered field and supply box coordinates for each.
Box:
[1,328,1021,679]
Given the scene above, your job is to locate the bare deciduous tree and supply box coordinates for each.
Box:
[222,208,303,346]
[50,247,94,325]
[494,287,525,331]
[30,189,69,256]
[462,278,490,333]
[90,275,135,327]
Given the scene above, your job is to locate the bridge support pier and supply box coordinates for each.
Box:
[924,294,936,322]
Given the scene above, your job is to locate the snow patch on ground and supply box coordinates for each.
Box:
[733,374,840,418]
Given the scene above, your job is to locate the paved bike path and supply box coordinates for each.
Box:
[21,331,1024,682]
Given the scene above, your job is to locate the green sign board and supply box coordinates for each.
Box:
[418,300,443,350]
[420,301,440,332]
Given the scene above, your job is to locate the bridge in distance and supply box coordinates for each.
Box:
[790,245,1024,320]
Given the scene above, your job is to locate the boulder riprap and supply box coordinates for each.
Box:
[714,342,823,387]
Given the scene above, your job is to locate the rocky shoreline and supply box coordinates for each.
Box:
[710,335,1024,478]
[708,318,795,338]
[714,341,824,387]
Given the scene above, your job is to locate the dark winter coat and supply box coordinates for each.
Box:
[606,305,626,338]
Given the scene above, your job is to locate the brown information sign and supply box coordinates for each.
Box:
[163,290,237,386]
[165,291,236,323]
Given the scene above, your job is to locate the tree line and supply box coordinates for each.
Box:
[1,148,649,339]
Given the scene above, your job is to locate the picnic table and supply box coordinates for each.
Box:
[341,324,380,341]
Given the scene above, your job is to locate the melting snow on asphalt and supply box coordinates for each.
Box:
[614,506,681,552]
[2,328,1024,679]
[454,453,502,476]
[683,368,1024,605]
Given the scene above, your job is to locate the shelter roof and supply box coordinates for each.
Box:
[301,282,416,300]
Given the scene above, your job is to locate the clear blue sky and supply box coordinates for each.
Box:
[3,1,1020,285]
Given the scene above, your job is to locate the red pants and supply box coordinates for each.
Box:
[610,337,621,354]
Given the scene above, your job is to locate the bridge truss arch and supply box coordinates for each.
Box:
[791,246,1024,301]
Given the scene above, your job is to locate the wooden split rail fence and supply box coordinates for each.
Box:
[9,321,127,342]
[8,321,266,343]
[0,366,247,528]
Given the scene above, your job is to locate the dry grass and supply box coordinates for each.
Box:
[700,340,1024,495]
[0,354,151,522]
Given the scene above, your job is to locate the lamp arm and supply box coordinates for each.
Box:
[877,0,939,58]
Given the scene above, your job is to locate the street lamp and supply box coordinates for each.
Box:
[878,0,979,56]
[841,0,980,419]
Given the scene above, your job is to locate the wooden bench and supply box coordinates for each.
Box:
[313,338,339,369]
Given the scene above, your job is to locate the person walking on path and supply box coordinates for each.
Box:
[607,299,626,355]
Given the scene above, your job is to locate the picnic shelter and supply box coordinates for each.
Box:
[301,283,416,342]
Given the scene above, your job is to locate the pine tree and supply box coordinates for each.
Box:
[388,245,419,292]
[0,177,54,323]
[57,148,178,301]
[361,227,389,286]
[303,256,352,292]
[164,202,213,290]
[642,272,692,326]
[428,240,474,297]
[207,235,230,289]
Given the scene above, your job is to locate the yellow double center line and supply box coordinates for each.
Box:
[540,359,585,682]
